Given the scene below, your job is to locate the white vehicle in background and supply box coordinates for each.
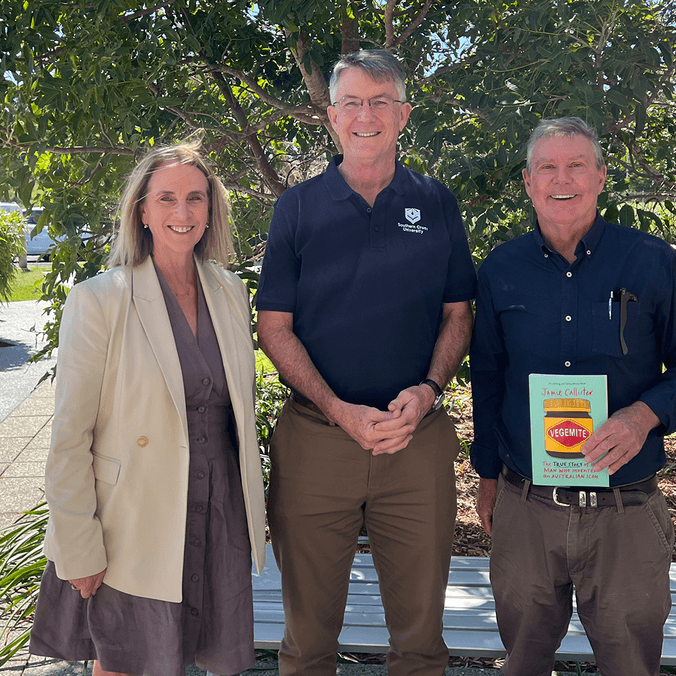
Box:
[0,202,64,261]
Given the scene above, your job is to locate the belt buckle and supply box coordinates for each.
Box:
[552,487,569,506]
[553,487,596,507]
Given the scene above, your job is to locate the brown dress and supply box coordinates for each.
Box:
[30,265,254,676]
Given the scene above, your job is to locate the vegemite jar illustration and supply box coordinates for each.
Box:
[543,398,593,458]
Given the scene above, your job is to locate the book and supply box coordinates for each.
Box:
[528,373,609,486]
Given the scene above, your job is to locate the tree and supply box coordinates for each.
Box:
[0,0,675,358]
[414,0,676,254]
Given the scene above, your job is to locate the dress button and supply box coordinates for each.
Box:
[202,378,210,385]
[191,574,199,583]
[565,315,572,322]
[195,504,204,513]
[367,208,372,213]
[544,253,549,258]
[566,271,573,278]
[190,608,199,616]
[196,471,205,479]
[197,435,207,444]
[198,405,206,413]
[586,249,592,256]
[192,539,201,547]
[137,437,148,447]
[564,360,571,367]
[374,226,379,231]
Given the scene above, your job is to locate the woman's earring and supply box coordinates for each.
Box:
[143,223,149,229]
[205,223,210,229]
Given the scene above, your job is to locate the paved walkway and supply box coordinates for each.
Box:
[0,299,56,424]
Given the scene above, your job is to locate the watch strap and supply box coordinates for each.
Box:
[420,379,445,411]
[420,378,442,397]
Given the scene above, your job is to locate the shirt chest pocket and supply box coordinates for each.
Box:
[591,300,642,358]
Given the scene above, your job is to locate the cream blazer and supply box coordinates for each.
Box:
[44,256,266,602]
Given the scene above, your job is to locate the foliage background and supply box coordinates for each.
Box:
[1,0,676,350]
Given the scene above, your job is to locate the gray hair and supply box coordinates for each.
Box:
[329,49,407,103]
[526,117,605,172]
[108,137,234,269]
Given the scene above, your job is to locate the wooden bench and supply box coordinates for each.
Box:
[253,544,676,664]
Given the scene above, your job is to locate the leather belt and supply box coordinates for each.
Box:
[290,390,327,417]
[502,466,657,508]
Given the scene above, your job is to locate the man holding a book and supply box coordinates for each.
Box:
[470,116,676,676]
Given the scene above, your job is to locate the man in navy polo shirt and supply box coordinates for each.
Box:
[257,49,476,676]
[471,117,676,675]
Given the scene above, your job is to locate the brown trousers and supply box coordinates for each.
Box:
[267,400,460,676]
[491,474,674,676]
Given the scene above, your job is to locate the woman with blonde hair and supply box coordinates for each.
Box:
[30,138,266,676]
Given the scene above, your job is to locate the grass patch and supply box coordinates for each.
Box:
[5,266,48,302]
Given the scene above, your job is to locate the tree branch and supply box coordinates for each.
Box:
[212,72,287,197]
[384,0,397,50]
[211,64,320,124]
[120,0,178,23]
[288,29,342,152]
[0,137,134,155]
[221,181,276,201]
[392,0,436,49]
[341,7,360,54]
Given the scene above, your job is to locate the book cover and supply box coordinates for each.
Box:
[528,374,609,486]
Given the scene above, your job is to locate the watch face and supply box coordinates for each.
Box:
[432,393,444,411]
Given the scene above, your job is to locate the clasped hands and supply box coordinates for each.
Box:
[335,384,436,455]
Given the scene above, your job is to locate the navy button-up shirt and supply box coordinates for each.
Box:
[470,213,676,485]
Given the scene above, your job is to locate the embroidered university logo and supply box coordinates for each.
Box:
[405,208,421,224]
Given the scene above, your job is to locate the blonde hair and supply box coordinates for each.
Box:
[108,138,234,268]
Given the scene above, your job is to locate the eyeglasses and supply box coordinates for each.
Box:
[331,95,406,112]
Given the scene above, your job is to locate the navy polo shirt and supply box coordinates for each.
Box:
[257,156,477,410]
[470,213,676,486]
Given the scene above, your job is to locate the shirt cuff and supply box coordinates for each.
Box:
[470,441,503,480]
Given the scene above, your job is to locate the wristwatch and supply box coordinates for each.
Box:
[420,378,445,411]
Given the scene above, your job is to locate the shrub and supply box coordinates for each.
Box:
[0,211,26,302]
[255,370,289,496]
[0,503,48,663]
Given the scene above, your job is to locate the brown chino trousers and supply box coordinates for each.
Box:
[491,474,674,676]
[267,399,460,676]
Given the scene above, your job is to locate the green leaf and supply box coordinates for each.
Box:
[619,204,635,228]
[606,89,631,107]
[635,103,646,135]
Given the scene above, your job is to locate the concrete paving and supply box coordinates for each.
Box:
[0,299,57,424]
[0,302,588,676]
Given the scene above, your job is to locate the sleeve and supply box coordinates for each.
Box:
[637,247,676,435]
[441,187,477,303]
[44,281,109,580]
[256,190,301,313]
[469,264,507,479]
